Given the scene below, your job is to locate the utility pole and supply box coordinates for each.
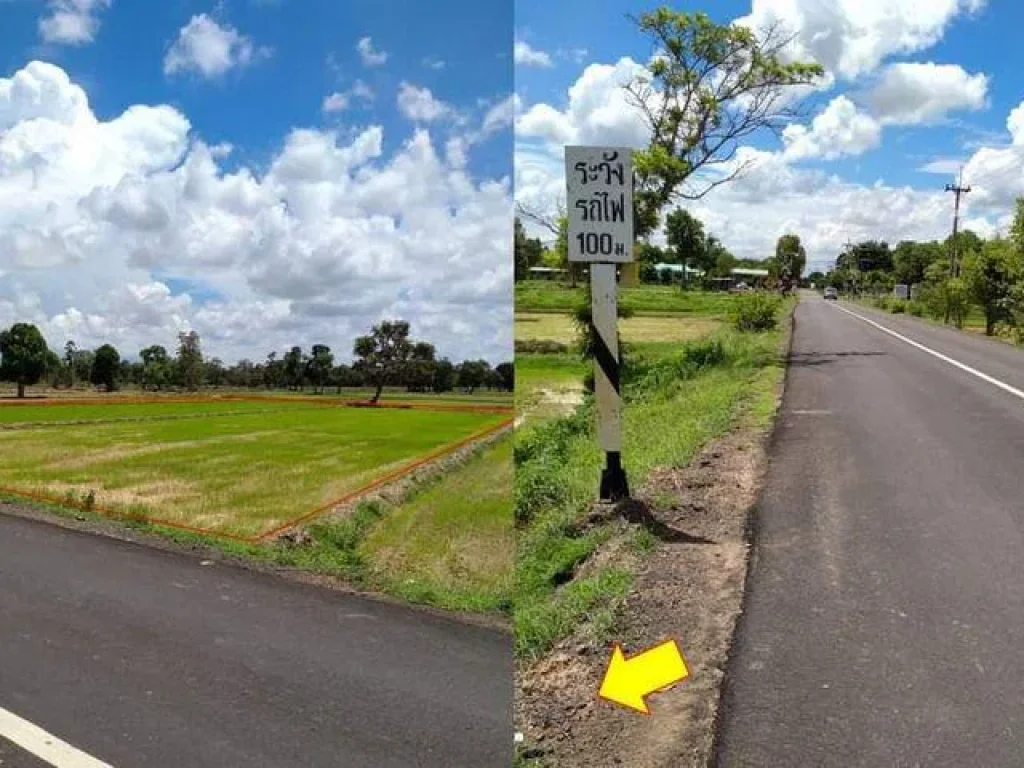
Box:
[945,170,971,278]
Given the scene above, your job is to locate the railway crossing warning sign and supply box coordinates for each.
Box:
[565,146,633,500]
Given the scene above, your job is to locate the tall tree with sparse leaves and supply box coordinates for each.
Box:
[353,320,414,404]
[626,9,823,239]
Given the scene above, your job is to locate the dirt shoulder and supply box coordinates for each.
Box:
[516,314,793,767]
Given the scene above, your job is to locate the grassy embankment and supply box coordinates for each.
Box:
[513,283,790,659]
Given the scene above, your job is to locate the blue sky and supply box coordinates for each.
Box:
[514,0,1024,272]
[0,0,514,363]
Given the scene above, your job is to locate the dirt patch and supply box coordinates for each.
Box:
[515,416,774,768]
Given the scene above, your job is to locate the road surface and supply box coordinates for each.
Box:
[718,295,1024,766]
[0,512,511,767]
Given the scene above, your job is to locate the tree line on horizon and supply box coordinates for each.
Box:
[0,319,513,401]
[808,197,1024,338]
[515,207,806,290]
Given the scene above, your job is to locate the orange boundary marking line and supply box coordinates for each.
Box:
[0,405,513,544]
[256,415,515,541]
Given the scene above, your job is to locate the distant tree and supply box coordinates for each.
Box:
[405,342,436,392]
[307,344,334,394]
[353,320,414,403]
[806,271,826,286]
[432,358,456,393]
[892,241,943,286]
[665,209,706,276]
[140,345,171,391]
[204,358,227,388]
[456,359,490,394]
[495,362,514,392]
[71,349,94,385]
[773,234,807,285]
[636,242,668,265]
[90,344,121,392]
[64,341,77,388]
[515,217,545,281]
[0,323,49,398]
[44,349,62,388]
[176,331,203,391]
[283,346,304,391]
[264,351,285,390]
[626,8,823,238]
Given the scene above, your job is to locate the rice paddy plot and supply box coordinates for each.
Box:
[0,398,509,540]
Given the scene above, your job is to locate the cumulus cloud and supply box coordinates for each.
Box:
[735,0,986,81]
[396,82,451,122]
[782,96,882,161]
[514,40,553,68]
[164,14,269,78]
[356,36,388,67]
[516,57,648,148]
[865,62,988,124]
[0,61,511,363]
[39,0,111,45]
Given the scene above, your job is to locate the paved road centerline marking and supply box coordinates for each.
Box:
[832,303,1024,402]
[0,707,112,767]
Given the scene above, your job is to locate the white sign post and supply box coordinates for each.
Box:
[566,145,633,501]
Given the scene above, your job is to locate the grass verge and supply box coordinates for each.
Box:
[513,302,791,661]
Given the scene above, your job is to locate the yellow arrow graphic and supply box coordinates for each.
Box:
[598,640,689,714]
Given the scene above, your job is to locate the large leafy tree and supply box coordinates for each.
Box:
[90,344,121,392]
[963,237,1021,335]
[140,345,171,391]
[664,208,706,276]
[353,320,414,404]
[627,9,823,239]
[893,241,943,286]
[773,233,807,282]
[0,323,49,398]
[307,344,334,394]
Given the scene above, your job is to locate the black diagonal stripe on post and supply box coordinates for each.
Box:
[592,326,620,394]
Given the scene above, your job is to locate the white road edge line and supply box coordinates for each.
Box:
[832,303,1024,402]
[0,706,113,767]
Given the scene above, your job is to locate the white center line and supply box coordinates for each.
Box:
[0,706,112,767]
[832,303,1024,402]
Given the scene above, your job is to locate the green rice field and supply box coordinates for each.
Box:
[0,399,509,539]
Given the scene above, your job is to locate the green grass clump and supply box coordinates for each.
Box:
[732,292,783,332]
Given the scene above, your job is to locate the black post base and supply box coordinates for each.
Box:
[599,451,630,501]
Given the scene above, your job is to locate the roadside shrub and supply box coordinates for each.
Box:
[515,339,569,355]
[889,300,906,314]
[908,301,925,317]
[873,296,891,311]
[732,292,782,332]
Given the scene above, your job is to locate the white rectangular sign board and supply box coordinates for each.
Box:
[565,146,634,263]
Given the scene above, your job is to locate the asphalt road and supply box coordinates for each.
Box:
[718,296,1024,767]
[0,512,511,767]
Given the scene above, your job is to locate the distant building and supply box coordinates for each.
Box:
[651,263,705,278]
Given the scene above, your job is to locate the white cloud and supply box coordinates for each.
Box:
[514,40,553,68]
[865,62,988,124]
[356,36,388,67]
[516,57,649,148]
[322,92,349,113]
[423,57,445,70]
[782,95,882,161]
[396,82,451,122]
[39,0,111,45]
[0,61,511,364]
[735,0,987,81]
[481,94,517,136]
[164,15,268,79]
[1007,101,1024,146]
[919,158,965,175]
